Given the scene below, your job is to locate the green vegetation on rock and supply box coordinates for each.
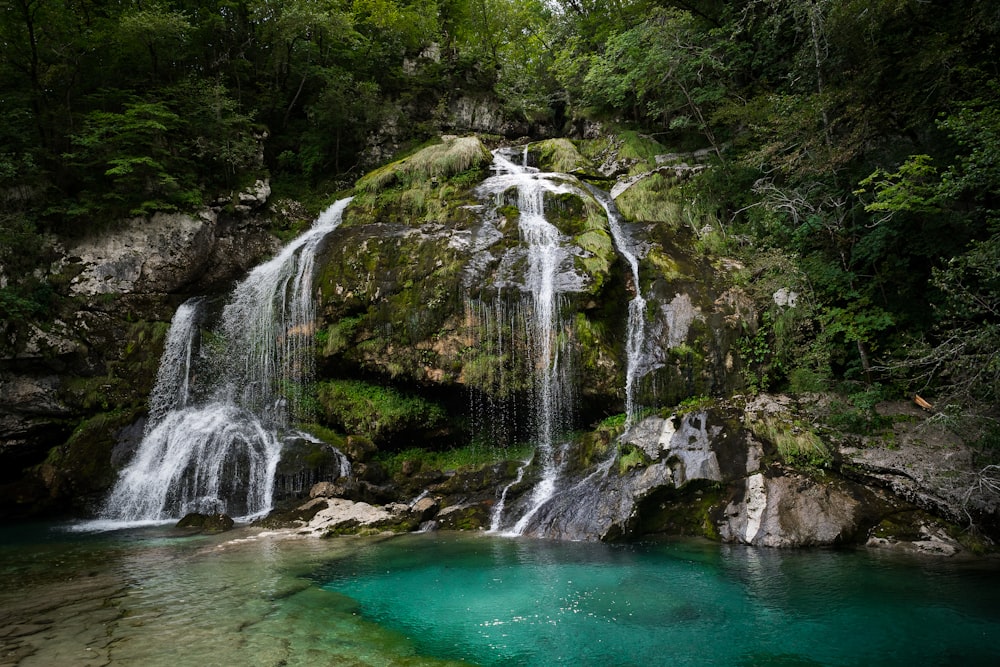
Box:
[318,379,447,445]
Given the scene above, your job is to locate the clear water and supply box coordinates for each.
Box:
[3,525,998,667]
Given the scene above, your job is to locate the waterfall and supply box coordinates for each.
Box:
[590,189,649,424]
[477,150,577,534]
[145,297,202,432]
[101,198,352,524]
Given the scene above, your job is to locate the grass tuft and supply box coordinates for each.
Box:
[356,136,491,193]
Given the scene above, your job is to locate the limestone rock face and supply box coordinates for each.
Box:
[498,404,915,548]
[62,212,216,297]
[718,472,870,547]
[504,410,755,542]
[59,209,278,298]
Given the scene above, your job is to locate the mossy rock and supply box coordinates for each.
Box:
[37,409,142,505]
[435,503,490,531]
[317,379,448,445]
[176,512,236,532]
[634,481,726,540]
[531,138,598,177]
[349,136,492,228]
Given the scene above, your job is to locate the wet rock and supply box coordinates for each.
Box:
[304,498,420,536]
[409,495,439,521]
[502,404,926,547]
[435,503,490,531]
[343,435,377,463]
[176,512,235,532]
[310,481,340,499]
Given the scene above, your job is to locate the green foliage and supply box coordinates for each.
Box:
[574,8,727,153]
[0,282,52,321]
[375,442,532,476]
[318,379,447,443]
[825,384,894,436]
[903,234,1000,406]
[737,320,774,395]
[598,413,628,430]
[676,396,715,414]
[64,101,189,217]
[856,154,941,219]
[753,416,831,468]
[2,0,999,430]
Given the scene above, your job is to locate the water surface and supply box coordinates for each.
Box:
[1,525,998,666]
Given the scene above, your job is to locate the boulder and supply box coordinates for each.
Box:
[717,471,873,547]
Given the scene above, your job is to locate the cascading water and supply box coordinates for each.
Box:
[589,188,649,424]
[145,297,202,432]
[101,198,353,524]
[477,150,579,534]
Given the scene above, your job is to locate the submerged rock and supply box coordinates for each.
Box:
[176,512,235,532]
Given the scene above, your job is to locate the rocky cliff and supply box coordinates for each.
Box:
[0,183,281,517]
[2,134,996,556]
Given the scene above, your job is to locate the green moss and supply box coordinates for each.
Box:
[572,312,618,388]
[296,422,345,444]
[617,131,668,172]
[616,173,684,224]
[635,482,725,539]
[645,247,685,282]
[375,442,531,476]
[532,138,593,174]
[572,416,622,471]
[355,136,492,193]
[318,379,447,444]
[318,316,363,356]
[41,409,141,496]
[618,442,650,474]
[675,395,716,414]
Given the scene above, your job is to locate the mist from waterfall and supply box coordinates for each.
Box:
[100,198,352,524]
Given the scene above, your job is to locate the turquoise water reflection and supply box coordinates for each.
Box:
[1,525,998,666]
[322,533,1000,666]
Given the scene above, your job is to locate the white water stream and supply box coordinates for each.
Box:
[101,198,352,523]
[145,297,202,431]
[590,189,648,424]
[477,150,579,534]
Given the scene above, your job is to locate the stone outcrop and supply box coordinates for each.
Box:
[473,399,986,552]
[312,136,744,439]
[57,205,278,299]
[0,199,280,518]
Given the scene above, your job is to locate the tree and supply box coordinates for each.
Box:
[576,8,729,155]
[117,2,193,82]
